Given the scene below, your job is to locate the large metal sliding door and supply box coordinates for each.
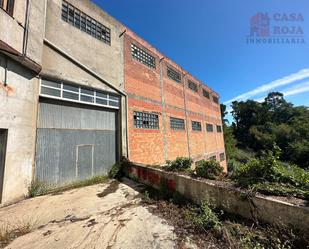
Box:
[35,99,118,186]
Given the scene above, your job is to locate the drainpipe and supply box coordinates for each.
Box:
[22,0,30,57]
[4,56,8,87]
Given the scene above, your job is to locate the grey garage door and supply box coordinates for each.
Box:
[35,99,118,186]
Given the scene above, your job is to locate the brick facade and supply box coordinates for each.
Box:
[124,30,226,170]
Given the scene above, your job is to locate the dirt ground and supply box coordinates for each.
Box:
[0,178,194,249]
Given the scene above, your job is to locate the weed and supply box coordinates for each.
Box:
[163,157,192,172]
[195,159,224,180]
[190,200,222,233]
[108,162,122,179]
[28,181,48,197]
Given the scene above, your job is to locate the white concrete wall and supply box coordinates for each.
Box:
[0,55,39,205]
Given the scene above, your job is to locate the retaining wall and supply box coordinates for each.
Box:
[124,163,309,234]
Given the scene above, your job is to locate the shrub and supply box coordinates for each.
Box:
[108,162,123,179]
[195,160,223,180]
[164,157,192,171]
[191,200,222,232]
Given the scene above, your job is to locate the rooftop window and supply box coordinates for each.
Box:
[203,89,210,99]
[167,67,181,83]
[188,80,198,92]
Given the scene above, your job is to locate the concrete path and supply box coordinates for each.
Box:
[0,179,179,249]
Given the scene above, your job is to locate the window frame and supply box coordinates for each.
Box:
[188,80,198,93]
[216,125,222,133]
[131,44,156,69]
[170,117,185,130]
[220,153,225,162]
[0,0,14,16]
[167,66,181,83]
[206,123,214,132]
[203,89,210,99]
[133,111,159,130]
[213,95,219,104]
[61,1,111,45]
[192,121,202,131]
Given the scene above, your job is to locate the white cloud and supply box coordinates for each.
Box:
[224,69,309,104]
[282,81,309,97]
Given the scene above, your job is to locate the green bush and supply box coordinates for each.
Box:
[191,200,222,232]
[108,162,123,179]
[164,157,192,171]
[195,160,223,180]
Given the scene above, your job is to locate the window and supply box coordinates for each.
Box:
[188,80,198,92]
[209,155,216,161]
[131,44,156,69]
[217,125,222,133]
[206,123,213,132]
[203,89,210,99]
[167,67,181,83]
[40,79,119,108]
[192,121,202,131]
[134,111,159,129]
[170,117,185,130]
[0,0,15,16]
[213,95,219,104]
[61,1,111,45]
[220,153,225,162]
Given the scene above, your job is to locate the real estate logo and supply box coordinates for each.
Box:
[247,12,305,44]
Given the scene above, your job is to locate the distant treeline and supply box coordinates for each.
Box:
[221,92,309,169]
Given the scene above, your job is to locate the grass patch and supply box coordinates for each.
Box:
[0,221,33,248]
[28,175,108,198]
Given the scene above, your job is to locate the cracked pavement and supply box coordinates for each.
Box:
[0,179,179,249]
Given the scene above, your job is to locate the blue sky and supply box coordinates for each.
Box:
[93,0,309,115]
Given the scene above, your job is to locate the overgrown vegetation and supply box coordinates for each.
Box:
[28,175,108,197]
[141,184,308,249]
[108,156,130,179]
[232,145,309,200]
[224,92,309,169]
[163,157,192,171]
[195,159,224,180]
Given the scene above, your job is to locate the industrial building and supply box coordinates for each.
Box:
[0,0,225,205]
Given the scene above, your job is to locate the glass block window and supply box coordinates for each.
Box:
[192,121,202,131]
[134,111,159,129]
[61,1,111,45]
[206,123,214,132]
[217,125,222,133]
[209,155,217,161]
[170,117,185,130]
[40,79,119,108]
[131,44,156,69]
[167,67,181,83]
[213,96,219,104]
[203,89,210,99]
[220,153,225,162]
[188,80,198,92]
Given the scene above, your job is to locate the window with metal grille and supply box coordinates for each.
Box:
[192,121,201,131]
[216,125,222,133]
[209,155,217,161]
[131,44,156,69]
[170,117,185,130]
[220,153,225,162]
[206,123,213,132]
[0,0,14,16]
[61,1,111,45]
[134,111,159,129]
[213,96,219,104]
[40,79,119,108]
[188,80,198,92]
[167,67,181,83]
[203,89,210,99]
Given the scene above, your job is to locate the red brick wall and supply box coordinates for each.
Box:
[124,30,227,171]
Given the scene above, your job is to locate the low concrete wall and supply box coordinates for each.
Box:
[124,163,309,234]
